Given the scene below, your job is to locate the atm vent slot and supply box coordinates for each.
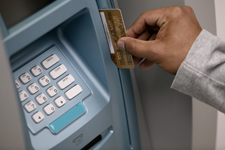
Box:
[81,135,102,150]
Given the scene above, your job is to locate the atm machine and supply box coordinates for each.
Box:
[0,0,140,149]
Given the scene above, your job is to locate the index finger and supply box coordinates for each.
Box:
[126,8,167,38]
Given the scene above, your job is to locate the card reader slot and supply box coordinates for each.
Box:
[81,126,113,150]
[81,135,102,150]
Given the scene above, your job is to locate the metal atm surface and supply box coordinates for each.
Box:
[0,0,140,149]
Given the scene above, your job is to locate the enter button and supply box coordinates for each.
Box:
[49,103,86,133]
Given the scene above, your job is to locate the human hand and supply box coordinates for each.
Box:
[117,6,202,74]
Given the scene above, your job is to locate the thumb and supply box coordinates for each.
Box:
[117,37,157,58]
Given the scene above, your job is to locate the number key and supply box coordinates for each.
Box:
[24,101,36,113]
[28,83,40,94]
[39,75,51,87]
[36,93,48,105]
[46,86,58,97]
[19,90,29,102]
[31,65,43,77]
[43,103,55,115]
[19,72,32,84]
[15,80,20,89]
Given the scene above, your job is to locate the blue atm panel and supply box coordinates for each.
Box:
[1,0,140,149]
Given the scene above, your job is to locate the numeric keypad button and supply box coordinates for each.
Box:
[32,111,44,123]
[43,103,55,115]
[54,96,66,107]
[19,72,32,84]
[28,83,40,95]
[31,65,43,77]
[36,93,48,105]
[24,101,36,113]
[42,54,59,69]
[19,90,29,102]
[15,80,20,89]
[39,75,51,87]
[46,86,58,97]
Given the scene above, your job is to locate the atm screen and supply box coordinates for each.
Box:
[0,0,55,28]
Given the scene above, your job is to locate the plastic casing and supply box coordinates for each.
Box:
[1,0,140,149]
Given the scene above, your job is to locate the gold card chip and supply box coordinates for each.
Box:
[99,9,134,69]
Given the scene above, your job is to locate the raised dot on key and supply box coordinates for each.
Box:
[27,83,40,95]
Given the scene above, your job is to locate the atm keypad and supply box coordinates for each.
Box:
[13,46,90,134]
[16,54,79,117]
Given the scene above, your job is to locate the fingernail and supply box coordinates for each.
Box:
[117,40,125,51]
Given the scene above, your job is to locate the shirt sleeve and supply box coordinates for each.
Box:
[171,29,225,113]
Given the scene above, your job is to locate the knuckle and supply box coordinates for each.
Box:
[184,6,193,11]
[183,6,194,14]
[173,6,183,12]
[171,6,185,18]
[139,11,148,19]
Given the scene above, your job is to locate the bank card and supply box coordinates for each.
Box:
[99,9,134,69]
